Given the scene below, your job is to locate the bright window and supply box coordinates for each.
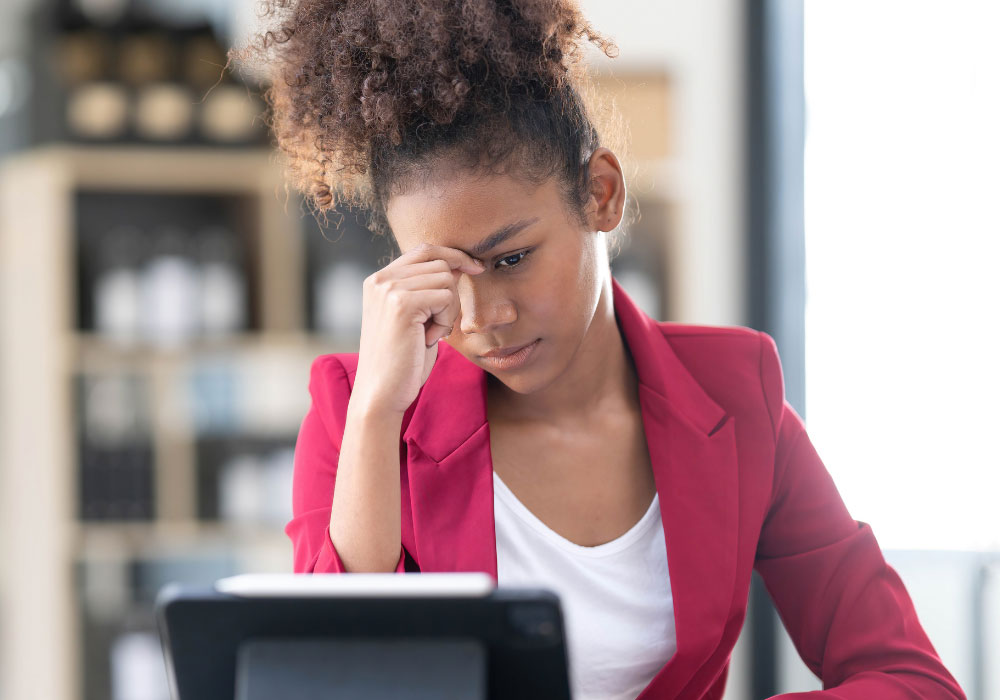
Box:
[804,1,1000,550]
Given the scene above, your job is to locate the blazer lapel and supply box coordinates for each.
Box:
[611,278,741,698]
[401,343,498,578]
[401,276,740,697]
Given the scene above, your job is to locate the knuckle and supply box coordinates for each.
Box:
[386,289,405,310]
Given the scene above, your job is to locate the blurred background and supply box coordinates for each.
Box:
[0,0,996,699]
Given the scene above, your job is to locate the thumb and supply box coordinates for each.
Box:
[424,321,454,348]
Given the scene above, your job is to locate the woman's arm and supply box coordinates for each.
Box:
[287,246,480,573]
[285,355,408,573]
[754,332,965,699]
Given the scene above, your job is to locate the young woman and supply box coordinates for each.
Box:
[233,1,964,698]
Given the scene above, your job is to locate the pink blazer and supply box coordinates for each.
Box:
[287,276,964,700]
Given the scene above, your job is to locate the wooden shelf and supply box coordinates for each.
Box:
[76,520,290,555]
[1,144,281,192]
[72,331,354,371]
[0,145,315,700]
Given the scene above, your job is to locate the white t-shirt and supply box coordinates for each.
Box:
[493,471,677,700]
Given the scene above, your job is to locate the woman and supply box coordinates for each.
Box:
[232,1,965,698]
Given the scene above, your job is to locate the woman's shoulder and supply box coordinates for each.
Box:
[310,352,359,378]
[306,353,360,404]
[657,321,774,369]
[655,321,785,427]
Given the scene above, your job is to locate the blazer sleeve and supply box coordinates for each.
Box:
[753,331,965,699]
[284,355,407,573]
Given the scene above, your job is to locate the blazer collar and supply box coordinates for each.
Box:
[400,275,740,699]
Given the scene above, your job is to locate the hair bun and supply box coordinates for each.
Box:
[230,0,619,224]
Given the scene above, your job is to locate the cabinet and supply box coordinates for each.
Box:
[0,145,363,700]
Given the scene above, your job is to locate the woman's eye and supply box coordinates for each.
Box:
[495,250,531,270]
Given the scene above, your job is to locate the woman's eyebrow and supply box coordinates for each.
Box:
[469,216,540,257]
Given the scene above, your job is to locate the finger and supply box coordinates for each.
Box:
[408,285,461,333]
[385,259,452,279]
[390,270,457,291]
[402,288,457,343]
[428,291,461,343]
[404,288,455,323]
[398,243,485,275]
[424,320,455,347]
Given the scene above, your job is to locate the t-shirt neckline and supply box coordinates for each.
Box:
[492,470,661,558]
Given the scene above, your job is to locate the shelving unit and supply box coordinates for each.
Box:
[0,70,677,700]
[0,145,357,700]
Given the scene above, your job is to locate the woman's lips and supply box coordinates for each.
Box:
[478,338,541,371]
[481,340,535,358]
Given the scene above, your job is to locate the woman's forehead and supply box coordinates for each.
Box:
[387,174,561,251]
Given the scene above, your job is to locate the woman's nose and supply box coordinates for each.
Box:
[457,276,516,335]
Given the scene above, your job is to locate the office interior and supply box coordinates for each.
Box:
[0,0,996,698]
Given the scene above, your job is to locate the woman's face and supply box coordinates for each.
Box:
[385,168,609,395]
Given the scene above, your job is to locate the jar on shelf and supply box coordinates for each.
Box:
[133,82,195,141]
[65,81,130,140]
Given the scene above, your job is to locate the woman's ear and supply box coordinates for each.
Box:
[585,147,627,232]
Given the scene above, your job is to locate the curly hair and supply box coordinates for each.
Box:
[229,0,632,253]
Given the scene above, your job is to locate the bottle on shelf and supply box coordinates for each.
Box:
[195,225,247,339]
[217,444,294,527]
[139,226,200,348]
[313,258,370,339]
[93,225,143,346]
[217,452,262,526]
[260,446,295,526]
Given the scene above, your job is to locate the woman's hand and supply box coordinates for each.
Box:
[352,243,485,416]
